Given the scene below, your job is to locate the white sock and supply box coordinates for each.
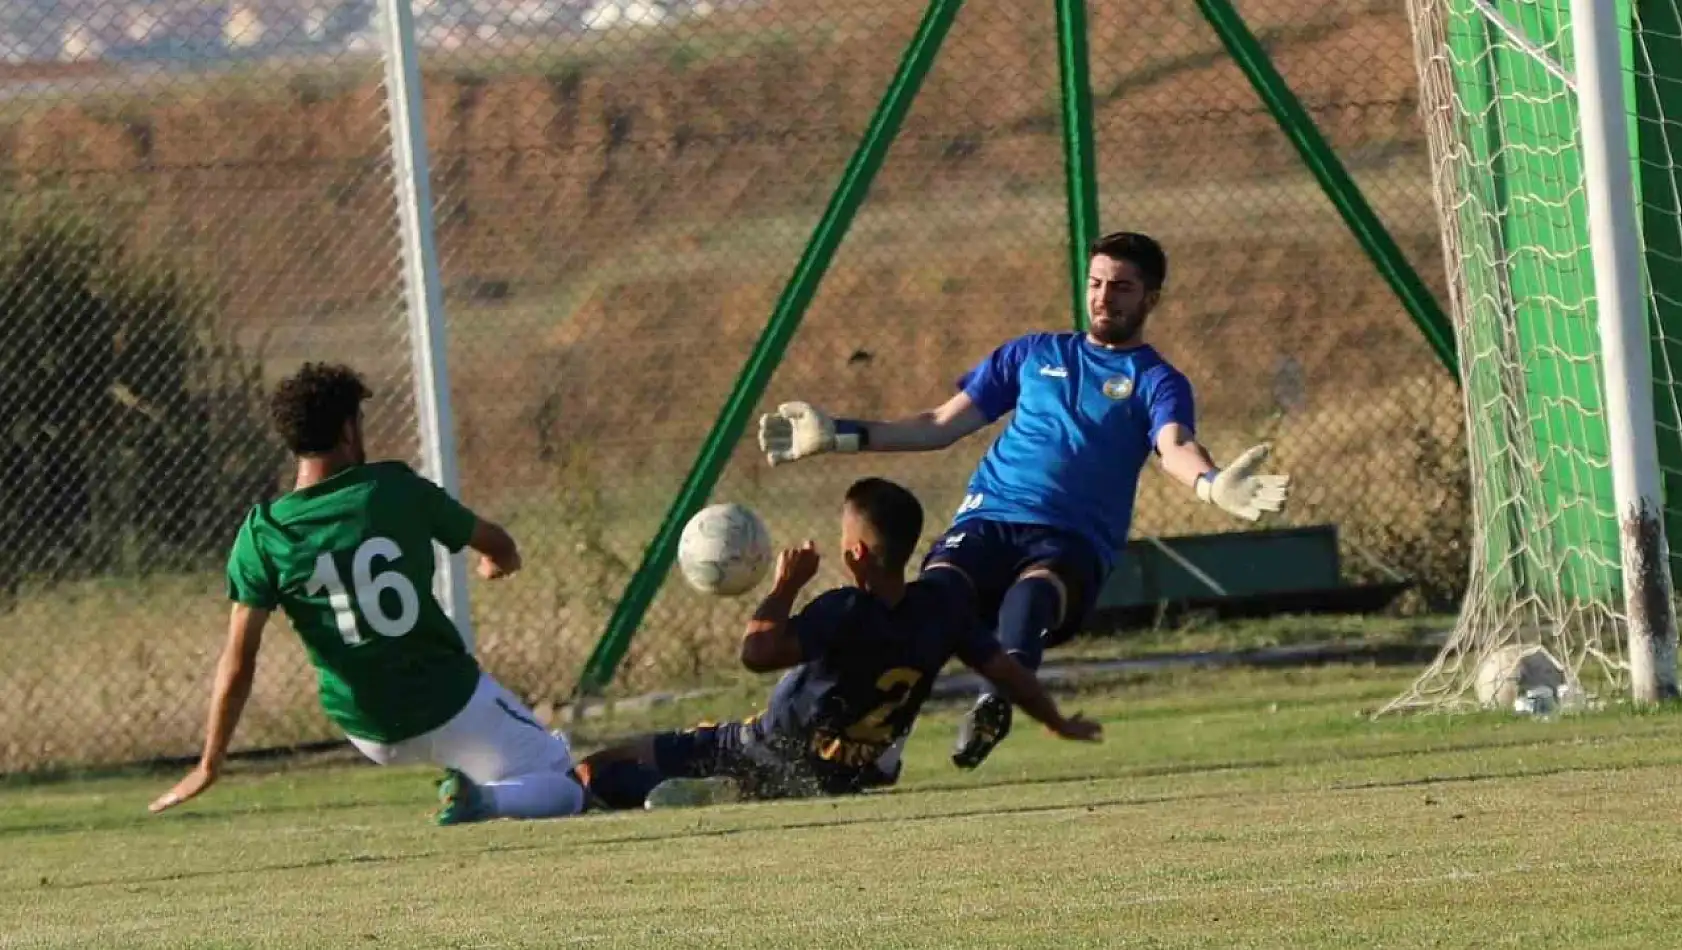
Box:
[481,768,586,819]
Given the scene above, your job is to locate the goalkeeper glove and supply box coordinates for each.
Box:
[1195,443,1291,522]
[758,402,867,466]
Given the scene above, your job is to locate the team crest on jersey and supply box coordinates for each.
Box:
[1102,375,1134,400]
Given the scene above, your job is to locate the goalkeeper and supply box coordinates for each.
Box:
[758,231,1290,770]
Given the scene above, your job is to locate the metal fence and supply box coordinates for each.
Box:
[0,0,1460,773]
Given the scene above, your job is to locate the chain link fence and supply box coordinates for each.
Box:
[0,0,1462,773]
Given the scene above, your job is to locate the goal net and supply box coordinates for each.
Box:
[1385,0,1682,711]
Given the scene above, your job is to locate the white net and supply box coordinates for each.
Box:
[1385,0,1682,711]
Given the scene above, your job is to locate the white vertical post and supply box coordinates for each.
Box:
[1572,0,1677,701]
[376,0,474,652]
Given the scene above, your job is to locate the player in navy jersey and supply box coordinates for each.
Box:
[576,477,1101,810]
[757,232,1290,770]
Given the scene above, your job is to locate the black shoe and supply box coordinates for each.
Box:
[952,694,1013,770]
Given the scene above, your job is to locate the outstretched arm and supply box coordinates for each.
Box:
[971,651,1101,742]
[759,392,989,465]
[838,392,991,453]
[1154,424,1291,523]
[1155,422,1219,487]
[759,336,1034,465]
[150,604,269,813]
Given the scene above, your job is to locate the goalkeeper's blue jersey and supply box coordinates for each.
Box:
[952,331,1196,567]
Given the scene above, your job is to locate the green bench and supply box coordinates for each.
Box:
[1087,524,1411,632]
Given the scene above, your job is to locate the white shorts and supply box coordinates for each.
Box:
[347,673,575,785]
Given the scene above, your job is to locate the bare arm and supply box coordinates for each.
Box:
[1154,422,1218,488]
[760,392,994,465]
[739,543,821,673]
[848,392,991,452]
[468,517,522,579]
[150,604,269,812]
[739,579,806,673]
[1156,424,1291,521]
[972,652,1101,741]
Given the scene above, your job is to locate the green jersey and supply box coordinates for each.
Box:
[225,461,481,743]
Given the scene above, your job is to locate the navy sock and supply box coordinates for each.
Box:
[991,575,1063,677]
[581,759,664,810]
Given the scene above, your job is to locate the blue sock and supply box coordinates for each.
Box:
[582,759,664,810]
[990,575,1063,680]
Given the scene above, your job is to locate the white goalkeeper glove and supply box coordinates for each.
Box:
[757,402,867,466]
[1195,444,1291,522]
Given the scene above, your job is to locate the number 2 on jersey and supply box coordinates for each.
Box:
[306,537,421,645]
[845,667,924,744]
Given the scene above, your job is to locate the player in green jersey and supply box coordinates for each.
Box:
[149,363,585,825]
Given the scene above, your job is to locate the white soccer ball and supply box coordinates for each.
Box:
[1473,644,1566,710]
[677,502,772,597]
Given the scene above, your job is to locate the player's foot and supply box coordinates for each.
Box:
[434,768,490,826]
[642,777,741,810]
[951,694,1012,770]
[858,759,901,790]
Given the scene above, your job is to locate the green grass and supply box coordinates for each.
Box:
[5,662,1681,948]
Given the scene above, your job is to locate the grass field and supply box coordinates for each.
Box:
[6,651,1681,949]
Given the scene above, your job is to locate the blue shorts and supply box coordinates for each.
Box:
[919,518,1106,647]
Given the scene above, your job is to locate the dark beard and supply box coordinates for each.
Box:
[1090,311,1144,345]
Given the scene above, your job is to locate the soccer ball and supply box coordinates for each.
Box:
[677,503,772,597]
[1473,644,1566,710]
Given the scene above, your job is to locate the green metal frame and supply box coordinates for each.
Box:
[1193,0,1458,377]
[572,0,968,696]
[1057,0,1101,331]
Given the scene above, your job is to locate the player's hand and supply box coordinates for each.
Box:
[476,552,518,581]
[773,540,821,591]
[1196,443,1291,522]
[759,402,840,466]
[1050,714,1102,742]
[149,763,219,814]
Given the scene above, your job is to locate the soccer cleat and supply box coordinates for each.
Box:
[642,777,741,810]
[434,768,490,826]
[858,758,902,791]
[951,694,1013,770]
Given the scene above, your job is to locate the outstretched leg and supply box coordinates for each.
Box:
[577,723,756,811]
[350,674,589,824]
[574,736,670,810]
[952,568,1066,769]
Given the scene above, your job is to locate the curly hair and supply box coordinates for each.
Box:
[269,362,372,455]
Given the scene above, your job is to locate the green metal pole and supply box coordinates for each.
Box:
[573,0,968,697]
[1193,0,1460,378]
[1056,0,1100,332]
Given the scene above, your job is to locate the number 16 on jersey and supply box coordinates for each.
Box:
[306,537,422,645]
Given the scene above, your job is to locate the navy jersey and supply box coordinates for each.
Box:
[954,332,1196,567]
[757,569,1001,770]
